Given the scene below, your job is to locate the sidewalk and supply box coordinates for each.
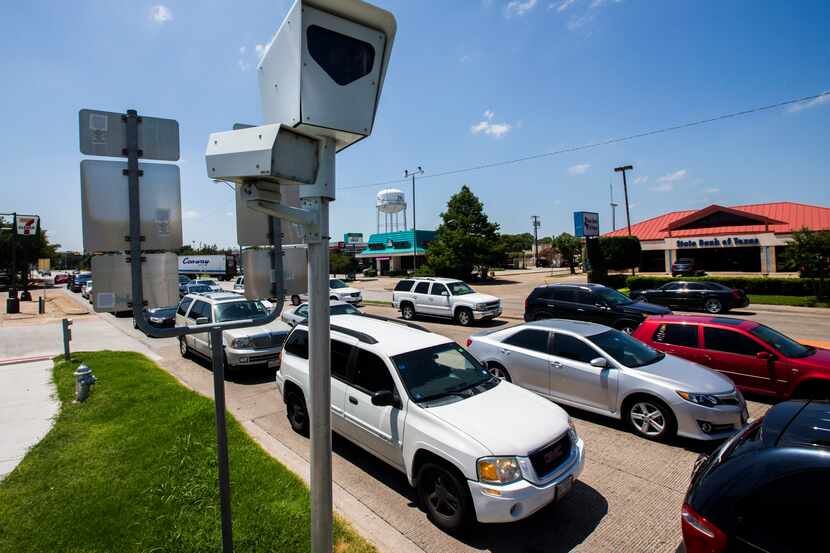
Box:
[0,358,59,479]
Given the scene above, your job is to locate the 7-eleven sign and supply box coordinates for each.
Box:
[16,215,39,236]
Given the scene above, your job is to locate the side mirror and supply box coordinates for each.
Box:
[371,390,399,408]
[756,351,773,361]
[195,317,209,325]
[590,357,608,368]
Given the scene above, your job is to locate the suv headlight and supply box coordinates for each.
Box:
[477,457,522,485]
[677,391,720,408]
[475,303,488,311]
[232,337,252,349]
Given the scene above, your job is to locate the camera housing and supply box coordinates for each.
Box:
[257,0,397,151]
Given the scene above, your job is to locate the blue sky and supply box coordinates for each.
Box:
[1,0,828,251]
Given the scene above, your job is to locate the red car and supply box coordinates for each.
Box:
[53,273,69,284]
[633,315,830,400]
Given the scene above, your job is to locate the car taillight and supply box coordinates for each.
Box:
[465,338,472,347]
[681,503,727,553]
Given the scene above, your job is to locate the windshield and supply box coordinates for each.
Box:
[188,285,211,293]
[588,329,664,368]
[196,280,217,286]
[749,324,814,358]
[391,343,494,403]
[447,282,474,296]
[215,300,270,322]
[330,279,347,289]
[593,286,633,305]
[331,304,360,316]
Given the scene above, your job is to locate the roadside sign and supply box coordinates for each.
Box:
[91,253,179,312]
[79,109,180,161]
[37,258,50,271]
[574,211,600,238]
[15,215,39,235]
[81,159,182,253]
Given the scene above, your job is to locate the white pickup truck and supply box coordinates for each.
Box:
[276,314,583,531]
[392,277,501,326]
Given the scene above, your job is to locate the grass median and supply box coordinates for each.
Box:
[0,351,375,553]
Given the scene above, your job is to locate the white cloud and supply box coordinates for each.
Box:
[567,163,590,176]
[703,187,720,194]
[239,46,247,55]
[554,0,577,12]
[150,5,173,24]
[788,91,830,113]
[183,210,200,220]
[657,169,688,182]
[634,175,648,184]
[506,0,538,17]
[471,110,513,138]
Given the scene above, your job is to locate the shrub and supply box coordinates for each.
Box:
[414,264,434,277]
[595,274,629,289]
[626,275,823,296]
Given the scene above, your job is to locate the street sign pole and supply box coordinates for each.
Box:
[10,213,17,300]
[210,326,234,552]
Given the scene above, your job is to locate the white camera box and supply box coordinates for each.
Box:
[257,0,396,151]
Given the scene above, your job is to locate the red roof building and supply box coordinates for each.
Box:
[604,202,830,274]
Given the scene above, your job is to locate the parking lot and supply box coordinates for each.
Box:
[54,282,791,553]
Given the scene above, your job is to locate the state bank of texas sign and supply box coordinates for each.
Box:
[677,236,761,248]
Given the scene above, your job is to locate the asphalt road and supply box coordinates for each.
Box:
[89,296,776,553]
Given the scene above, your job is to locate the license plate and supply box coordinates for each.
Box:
[267,359,279,368]
[557,476,573,499]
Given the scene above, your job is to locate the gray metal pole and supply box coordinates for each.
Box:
[622,170,632,237]
[210,326,234,553]
[62,318,71,361]
[10,213,17,299]
[308,141,334,553]
[411,172,416,272]
[124,110,146,326]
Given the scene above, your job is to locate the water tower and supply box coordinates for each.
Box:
[376,188,407,233]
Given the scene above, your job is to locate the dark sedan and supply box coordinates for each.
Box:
[630,281,748,314]
[134,305,177,329]
[681,400,830,553]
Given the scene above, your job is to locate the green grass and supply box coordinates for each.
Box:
[0,352,375,553]
[748,294,830,308]
[361,299,393,307]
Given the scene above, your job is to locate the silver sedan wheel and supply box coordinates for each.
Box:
[487,364,510,382]
[629,401,666,437]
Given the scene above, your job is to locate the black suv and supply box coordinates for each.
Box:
[523,283,671,334]
[682,400,830,553]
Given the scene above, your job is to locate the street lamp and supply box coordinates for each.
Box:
[613,165,634,236]
[404,166,423,273]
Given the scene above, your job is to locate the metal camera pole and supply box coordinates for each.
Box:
[305,137,335,553]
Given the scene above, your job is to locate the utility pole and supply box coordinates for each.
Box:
[609,182,618,231]
[613,165,633,236]
[404,166,423,273]
[531,215,541,267]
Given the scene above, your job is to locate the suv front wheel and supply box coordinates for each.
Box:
[455,307,473,326]
[286,390,310,437]
[417,463,473,533]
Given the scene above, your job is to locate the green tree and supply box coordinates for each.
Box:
[329,251,355,276]
[599,236,641,271]
[426,185,501,280]
[498,232,534,268]
[0,222,60,290]
[552,233,582,274]
[783,228,830,297]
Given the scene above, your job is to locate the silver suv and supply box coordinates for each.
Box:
[175,292,292,370]
[393,277,501,326]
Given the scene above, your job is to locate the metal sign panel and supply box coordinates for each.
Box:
[241,246,307,300]
[574,211,600,238]
[79,109,180,161]
[91,253,179,312]
[235,183,303,247]
[81,160,182,253]
[15,215,39,235]
[37,258,50,271]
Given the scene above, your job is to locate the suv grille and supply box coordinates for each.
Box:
[350,292,360,297]
[483,301,500,310]
[252,333,287,349]
[529,433,571,478]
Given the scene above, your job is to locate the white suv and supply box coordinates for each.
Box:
[276,314,584,531]
[393,277,501,326]
[176,292,292,370]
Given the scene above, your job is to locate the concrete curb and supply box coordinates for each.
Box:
[0,354,54,367]
[243,422,427,553]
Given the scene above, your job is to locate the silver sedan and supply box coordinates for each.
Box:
[467,319,749,442]
[281,300,361,327]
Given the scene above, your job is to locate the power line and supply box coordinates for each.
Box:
[341,90,830,191]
